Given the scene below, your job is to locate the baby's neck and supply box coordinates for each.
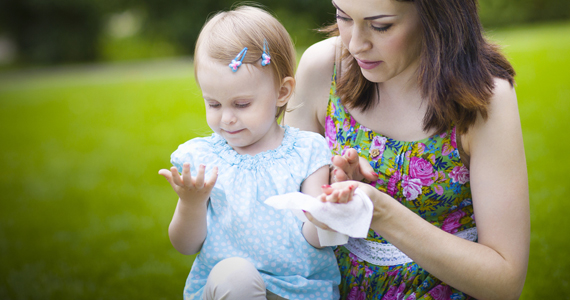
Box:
[231,123,285,156]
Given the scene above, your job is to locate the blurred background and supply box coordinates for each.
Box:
[1,0,569,299]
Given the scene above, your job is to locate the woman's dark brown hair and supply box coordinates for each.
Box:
[322,0,515,135]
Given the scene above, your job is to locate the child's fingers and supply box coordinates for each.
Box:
[321,184,333,194]
[325,189,341,203]
[204,166,218,189]
[182,163,192,187]
[158,169,175,187]
[171,166,183,186]
[194,164,206,188]
[337,185,355,203]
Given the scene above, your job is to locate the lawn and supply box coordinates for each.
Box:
[1,22,569,299]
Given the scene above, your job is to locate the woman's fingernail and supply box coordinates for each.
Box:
[322,184,331,189]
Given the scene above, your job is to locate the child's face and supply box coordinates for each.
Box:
[198,57,287,155]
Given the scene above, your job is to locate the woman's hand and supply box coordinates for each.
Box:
[159,163,218,204]
[331,148,378,183]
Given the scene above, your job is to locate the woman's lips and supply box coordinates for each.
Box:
[355,58,382,70]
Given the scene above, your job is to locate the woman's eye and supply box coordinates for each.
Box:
[372,24,392,32]
[335,14,351,22]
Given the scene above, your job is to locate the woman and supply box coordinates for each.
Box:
[285,0,529,299]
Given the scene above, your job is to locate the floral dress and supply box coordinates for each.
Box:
[325,68,477,300]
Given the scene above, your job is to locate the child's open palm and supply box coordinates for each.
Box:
[159,163,218,204]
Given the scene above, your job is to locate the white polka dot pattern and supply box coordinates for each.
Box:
[171,127,340,300]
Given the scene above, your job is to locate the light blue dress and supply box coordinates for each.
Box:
[171,126,341,300]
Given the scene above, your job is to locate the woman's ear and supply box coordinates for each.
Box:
[276,76,295,107]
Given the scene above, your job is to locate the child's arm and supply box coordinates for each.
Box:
[299,165,330,248]
[159,163,218,255]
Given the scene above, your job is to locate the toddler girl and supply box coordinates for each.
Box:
[159,6,340,300]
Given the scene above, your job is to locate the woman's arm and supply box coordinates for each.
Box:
[361,78,529,300]
[284,37,337,133]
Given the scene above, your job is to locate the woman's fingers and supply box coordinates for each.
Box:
[359,156,379,182]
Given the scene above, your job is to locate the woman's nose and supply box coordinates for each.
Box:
[349,26,372,55]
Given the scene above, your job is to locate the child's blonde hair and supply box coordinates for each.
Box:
[194,5,296,119]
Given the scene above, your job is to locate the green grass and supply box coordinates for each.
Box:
[1,22,569,299]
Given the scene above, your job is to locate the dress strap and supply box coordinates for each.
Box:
[343,227,478,266]
[334,37,342,82]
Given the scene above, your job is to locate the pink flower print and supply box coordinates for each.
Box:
[348,286,366,300]
[396,282,406,299]
[364,265,374,278]
[343,118,351,133]
[382,283,406,300]
[442,209,467,234]
[435,171,446,182]
[370,136,387,161]
[451,127,457,148]
[442,142,454,156]
[416,143,426,155]
[387,171,402,197]
[434,184,444,195]
[449,166,470,184]
[402,175,422,201]
[325,116,336,148]
[406,293,416,300]
[382,285,398,300]
[428,284,452,300]
[409,157,435,186]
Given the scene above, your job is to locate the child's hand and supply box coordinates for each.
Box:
[318,182,358,203]
[303,182,358,231]
[158,163,218,204]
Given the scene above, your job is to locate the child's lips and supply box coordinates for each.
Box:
[224,129,244,134]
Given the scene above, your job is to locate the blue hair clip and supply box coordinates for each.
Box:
[229,47,248,72]
[261,39,271,66]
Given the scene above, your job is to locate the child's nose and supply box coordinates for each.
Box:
[221,110,237,125]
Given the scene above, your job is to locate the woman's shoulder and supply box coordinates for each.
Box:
[285,37,339,133]
[298,37,338,74]
[462,77,519,155]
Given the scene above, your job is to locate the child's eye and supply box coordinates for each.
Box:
[372,24,392,33]
[208,103,221,108]
[235,103,250,108]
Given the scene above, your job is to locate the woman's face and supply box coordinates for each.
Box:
[333,0,422,84]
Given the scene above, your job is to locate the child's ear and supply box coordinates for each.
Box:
[276,76,295,107]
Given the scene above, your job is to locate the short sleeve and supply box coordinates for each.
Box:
[300,131,332,179]
[170,139,203,175]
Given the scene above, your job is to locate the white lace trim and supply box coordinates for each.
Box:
[343,227,478,266]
